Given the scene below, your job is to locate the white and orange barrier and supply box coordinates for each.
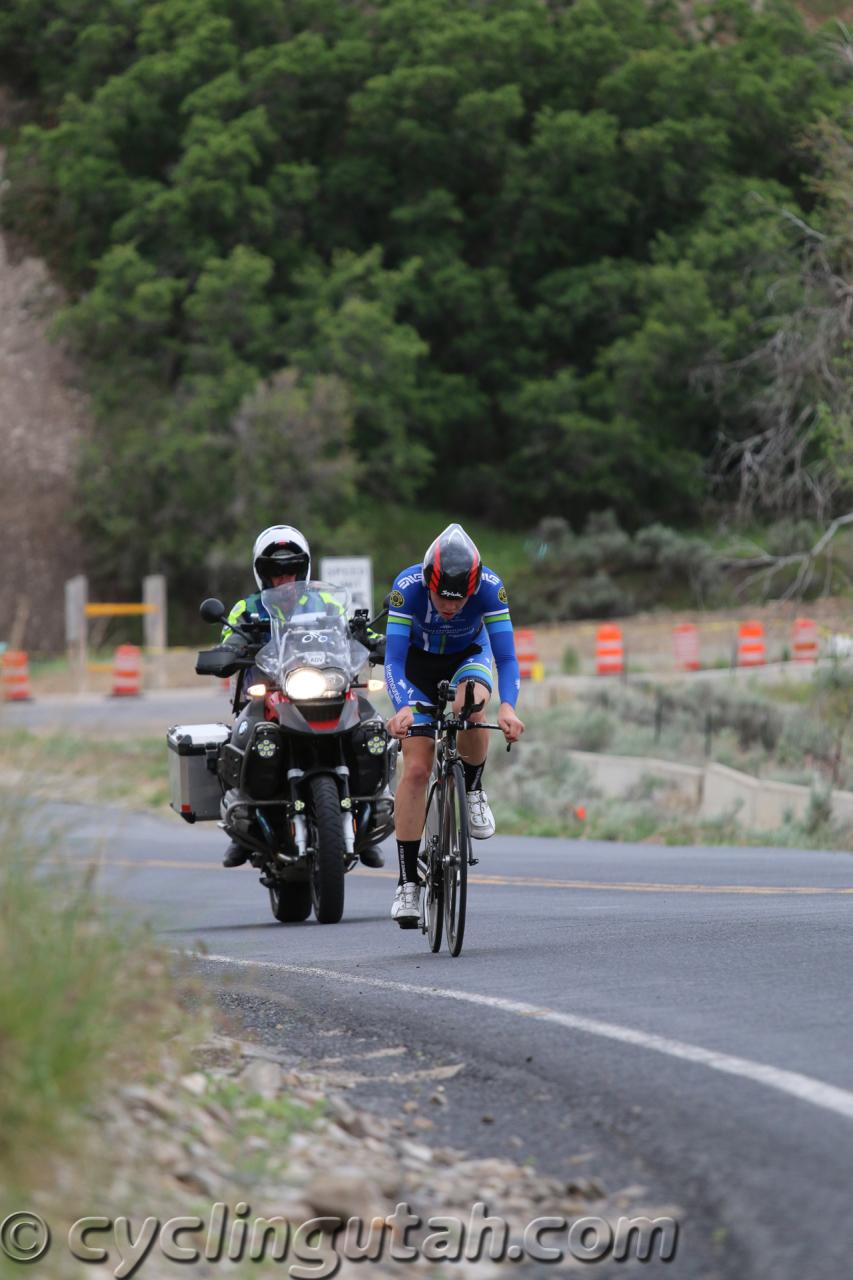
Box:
[110,644,143,697]
[792,617,818,663]
[673,623,700,671]
[736,621,765,667]
[1,650,33,701]
[515,629,544,680]
[596,624,624,676]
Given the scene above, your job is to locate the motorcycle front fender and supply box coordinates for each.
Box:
[275,695,361,735]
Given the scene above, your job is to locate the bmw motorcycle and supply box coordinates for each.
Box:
[186,583,396,924]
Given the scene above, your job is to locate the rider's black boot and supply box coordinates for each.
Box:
[222,841,249,868]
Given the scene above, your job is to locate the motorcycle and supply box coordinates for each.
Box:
[168,582,396,925]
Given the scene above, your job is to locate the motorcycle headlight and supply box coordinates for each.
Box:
[285,667,330,700]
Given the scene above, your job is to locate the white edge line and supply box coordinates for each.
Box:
[188,953,853,1123]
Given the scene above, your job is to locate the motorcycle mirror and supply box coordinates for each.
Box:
[200,597,227,624]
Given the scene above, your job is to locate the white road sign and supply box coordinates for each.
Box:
[319,556,374,616]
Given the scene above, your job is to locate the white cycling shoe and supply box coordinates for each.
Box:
[391,882,421,929]
[467,789,495,839]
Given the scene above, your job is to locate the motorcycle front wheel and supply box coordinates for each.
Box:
[308,774,346,924]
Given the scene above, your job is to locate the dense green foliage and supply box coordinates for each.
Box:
[512,509,853,620]
[1,0,851,589]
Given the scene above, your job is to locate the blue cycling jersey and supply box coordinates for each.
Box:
[384,564,520,710]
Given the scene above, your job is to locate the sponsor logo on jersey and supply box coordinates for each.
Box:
[482,571,500,586]
[390,589,405,608]
[498,585,508,603]
[398,572,422,589]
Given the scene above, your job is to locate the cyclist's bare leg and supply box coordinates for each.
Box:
[395,734,436,841]
[454,680,491,769]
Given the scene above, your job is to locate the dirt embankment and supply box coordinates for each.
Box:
[0,137,88,655]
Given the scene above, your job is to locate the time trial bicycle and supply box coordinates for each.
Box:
[414,679,510,957]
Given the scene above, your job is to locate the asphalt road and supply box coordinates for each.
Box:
[44,799,853,1280]
[3,685,232,734]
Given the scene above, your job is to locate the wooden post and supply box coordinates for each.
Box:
[143,574,167,688]
[65,575,88,693]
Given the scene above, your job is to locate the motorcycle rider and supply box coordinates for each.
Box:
[219,524,385,871]
[384,523,524,925]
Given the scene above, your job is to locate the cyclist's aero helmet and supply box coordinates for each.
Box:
[252,525,311,589]
[422,523,482,599]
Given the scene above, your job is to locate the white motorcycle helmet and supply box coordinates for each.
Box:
[252,525,312,590]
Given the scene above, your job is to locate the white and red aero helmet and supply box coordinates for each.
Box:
[422,523,482,599]
[252,525,311,589]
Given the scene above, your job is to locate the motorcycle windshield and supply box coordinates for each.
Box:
[255,582,368,687]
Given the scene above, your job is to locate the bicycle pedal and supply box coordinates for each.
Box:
[469,857,479,866]
[396,919,419,930]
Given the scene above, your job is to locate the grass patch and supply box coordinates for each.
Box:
[0,728,169,809]
[0,799,200,1196]
[490,689,853,849]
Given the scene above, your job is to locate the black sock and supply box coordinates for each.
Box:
[462,759,485,793]
[396,839,420,885]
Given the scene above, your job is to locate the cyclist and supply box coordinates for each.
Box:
[384,523,524,925]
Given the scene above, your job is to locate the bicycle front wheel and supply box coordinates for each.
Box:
[423,777,443,952]
[442,761,470,956]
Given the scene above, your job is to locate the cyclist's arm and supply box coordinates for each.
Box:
[384,606,413,710]
[483,606,521,707]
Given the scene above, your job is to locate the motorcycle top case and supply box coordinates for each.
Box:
[167,723,230,822]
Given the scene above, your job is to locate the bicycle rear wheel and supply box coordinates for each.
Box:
[423,777,443,952]
[442,761,469,956]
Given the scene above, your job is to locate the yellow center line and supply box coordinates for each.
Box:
[79,857,853,895]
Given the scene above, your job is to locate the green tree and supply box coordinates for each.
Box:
[284,248,432,499]
[2,0,851,588]
[228,368,359,545]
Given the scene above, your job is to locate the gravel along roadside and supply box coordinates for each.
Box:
[26,1025,680,1279]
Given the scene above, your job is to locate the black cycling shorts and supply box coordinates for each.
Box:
[404,643,493,737]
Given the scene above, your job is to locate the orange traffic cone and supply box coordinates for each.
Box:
[110,644,142,697]
[792,617,818,663]
[515,629,542,680]
[736,621,766,667]
[1,650,33,701]
[596,625,624,675]
[673,623,700,671]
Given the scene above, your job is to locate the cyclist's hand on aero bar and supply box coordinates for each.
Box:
[387,706,415,739]
[498,702,525,743]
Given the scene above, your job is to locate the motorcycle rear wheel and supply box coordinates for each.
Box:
[269,881,311,923]
[309,774,346,924]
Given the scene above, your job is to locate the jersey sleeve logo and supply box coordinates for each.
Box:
[390,588,405,608]
[498,585,508,604]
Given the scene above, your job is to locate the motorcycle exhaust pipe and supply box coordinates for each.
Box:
[290,814,308,856]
